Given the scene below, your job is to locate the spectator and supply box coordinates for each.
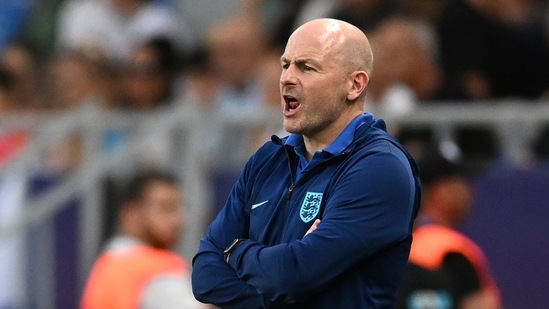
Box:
[40,49,119,173]
[330,0,402,32]
[248,47,288,151]
[120,36,179,110]
[0,44,37,171]
[45,49,118,110]
[205,15,268,115]
[435,0,546,100]
[398,0,450,24]
[57,0,195,65]
[0,41,41,111]
[101,36,185,171]
[0,66,16,116]
[176,45,219,109]
[204,14,273,170]
[367,17,441,122]
[497,0,549,99]
[81,169,203,309]
[397,146,502,309]
[365,16,442,159]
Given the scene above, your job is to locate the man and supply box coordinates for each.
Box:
[81,170,201,308]
[396,147,501,309]
[191,18,421,308]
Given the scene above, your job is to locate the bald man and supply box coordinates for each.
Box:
[192,18,421,308]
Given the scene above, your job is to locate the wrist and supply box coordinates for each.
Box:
[223,238,247,263]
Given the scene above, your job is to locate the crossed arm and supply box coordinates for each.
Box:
[191,152,417,308]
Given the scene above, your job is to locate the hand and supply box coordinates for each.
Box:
[304,219,321,237]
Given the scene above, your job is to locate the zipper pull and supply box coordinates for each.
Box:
[286,183,295,200]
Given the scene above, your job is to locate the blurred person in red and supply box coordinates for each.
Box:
[0,66,31,166]
[81,169,203,309]
[396,145,502,309]
[0,43,38,167]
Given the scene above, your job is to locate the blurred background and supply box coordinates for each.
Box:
[0,0,548,308]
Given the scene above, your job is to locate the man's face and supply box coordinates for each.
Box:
[443,175,473,224]
[279,26,351,139]
[432,175,473,226]
[122,45,171,108]
[139,181,183,250]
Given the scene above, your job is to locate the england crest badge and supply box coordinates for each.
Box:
[300,192,323,223]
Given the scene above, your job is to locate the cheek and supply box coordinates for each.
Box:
[448,184,472,215]
[146,210,180,232]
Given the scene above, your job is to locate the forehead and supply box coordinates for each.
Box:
[282,25,340,61]
[143,181,180,198]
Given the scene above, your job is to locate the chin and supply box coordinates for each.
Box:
[283,122,301,134]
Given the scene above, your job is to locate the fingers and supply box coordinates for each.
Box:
[304,219,321,237]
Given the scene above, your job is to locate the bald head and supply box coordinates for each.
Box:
[289,19,374,77]
[280,18,373,142]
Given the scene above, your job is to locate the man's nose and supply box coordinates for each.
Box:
[280,65,297,86]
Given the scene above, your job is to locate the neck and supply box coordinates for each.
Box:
[303,109,362,159]
[420,209,458,229]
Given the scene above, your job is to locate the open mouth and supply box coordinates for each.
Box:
[283,95,300,113]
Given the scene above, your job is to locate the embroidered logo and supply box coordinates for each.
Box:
[251,200,269,209]
[300,192,323,223]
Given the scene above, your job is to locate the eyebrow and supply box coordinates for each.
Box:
[280,57,318,66]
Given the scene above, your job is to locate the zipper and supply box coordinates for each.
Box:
[279,147,348,241]
[286,183,295,200]
[280,182,295,242]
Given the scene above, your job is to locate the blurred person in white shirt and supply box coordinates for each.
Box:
[57,0,195,65]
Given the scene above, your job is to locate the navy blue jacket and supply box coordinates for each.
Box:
[192,114,421,308]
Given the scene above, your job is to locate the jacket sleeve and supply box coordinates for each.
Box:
[227,148,419,302]
[191,159,272,309]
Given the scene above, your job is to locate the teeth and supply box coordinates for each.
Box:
[283,93,296,99]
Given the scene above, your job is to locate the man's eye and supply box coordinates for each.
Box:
[282,63,289,70]
[303,65,313,71]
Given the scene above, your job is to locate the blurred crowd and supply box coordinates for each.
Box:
[0,0,548,177]
[1,0,549,306]
[1,0,549,169]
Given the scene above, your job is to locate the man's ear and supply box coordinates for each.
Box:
[347,71,369,101]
